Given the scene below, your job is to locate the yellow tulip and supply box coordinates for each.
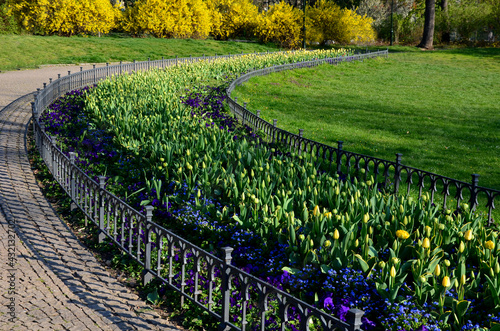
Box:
[390,266,396,278]
[442,276,450,287]
[324,240,332,248]
[459,241,465,253]
[422,237,430,249]
[485,240,495,250]
[396,230,410,240]
[333,229,340,240]
[434,264,441,277]
[464,230,473,241]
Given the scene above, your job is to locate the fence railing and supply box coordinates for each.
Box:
[225,50,499,225]
[30,51,379,331]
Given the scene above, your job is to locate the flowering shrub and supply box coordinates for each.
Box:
[255,2,303,49]
[207,0,259,40]
[7,0,119,36]
[306,0,376,45]
[122,0,211,38]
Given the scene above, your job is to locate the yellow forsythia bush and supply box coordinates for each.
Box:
[307,0,375,45]
[207,0,259,40]
[7,0,118,36]
[255,2,303,49]
[122,0,211,38]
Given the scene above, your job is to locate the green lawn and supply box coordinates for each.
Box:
[231,48,500,190]
[0,34,278,72]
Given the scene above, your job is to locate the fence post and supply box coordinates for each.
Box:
[394,153,403,194]
[336,141,343,175]
[470,174,480,212]
[80,67,83,87]
[347,308,364,331]
[272,119,277,144]
[57,74,61,96]
[120,61,123,75]
[39,123,45,160]
[93,64,96,83]
[69,152,77,211]
[50,135,57,176]
[98,176,106,244]
[106,62,109,77]
[256,110,261,118]
[143,205,154,286]
[134,60,137,72]
[242,102,247,126]
[219,247,233,331]
[298,129,304,155]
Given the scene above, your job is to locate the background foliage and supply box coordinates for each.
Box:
[7,0,119,36]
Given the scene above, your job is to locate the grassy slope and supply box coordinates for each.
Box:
[0,34,278,71]
[231,48,500,189]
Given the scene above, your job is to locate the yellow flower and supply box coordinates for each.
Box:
[442,276,450,287]
[422,237,431,249]
[333,229,340,240]
[396,230,410,240]
[434,264,441,277]
[464,230,474,241]
[485,240,495,250]
[324,240,332,248]
[313,205,320,217]
[459,241,465,253]
[390,266,396,278]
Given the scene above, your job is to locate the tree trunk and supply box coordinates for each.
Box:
[418,0,436,49]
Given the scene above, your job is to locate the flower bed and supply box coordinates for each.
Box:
[39,50,500,330]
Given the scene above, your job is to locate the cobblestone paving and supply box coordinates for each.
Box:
[0,92,182,330]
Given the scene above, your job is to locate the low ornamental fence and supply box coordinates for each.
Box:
[226,50,499,225]
[30,51,382,331]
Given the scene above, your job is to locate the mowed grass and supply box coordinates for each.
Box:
[0,34,278,72]
[232,48,500,190]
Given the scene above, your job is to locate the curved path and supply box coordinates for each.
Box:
[0,66,183,330]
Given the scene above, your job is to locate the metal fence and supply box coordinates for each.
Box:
[226,50,499,225]
[30,51,380,331]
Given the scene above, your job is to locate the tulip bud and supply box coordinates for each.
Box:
[496,261,500,274]
[324,240,332,248]
[434,264,441,277]
[400,205,404,214]
[459,241,465,253]
[491,268,495,277]
[310,239,314,247]
[392,257,400,265]
[460,274,466,286]
[420,275,426,283]
[313,205,320,217]
[403,216,408,225]
[355,239,359,247]
[422,238,430,249]
[442,276,450,287]
[299,234,305,241]
[197,189,201,198]
[464,230,473,241]
[369,226,374,235]
[425,226,432,237]
[393,240,398,252]
[363,213,369,223]
[333,229,340,240]
[444,259,451,267]
[379,261,386,269]
[390,266,396,278]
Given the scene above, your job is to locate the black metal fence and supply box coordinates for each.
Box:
[226,51,499,225]
[31,51,381,331]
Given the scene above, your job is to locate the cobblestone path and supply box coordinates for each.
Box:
[0,85,182,329]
